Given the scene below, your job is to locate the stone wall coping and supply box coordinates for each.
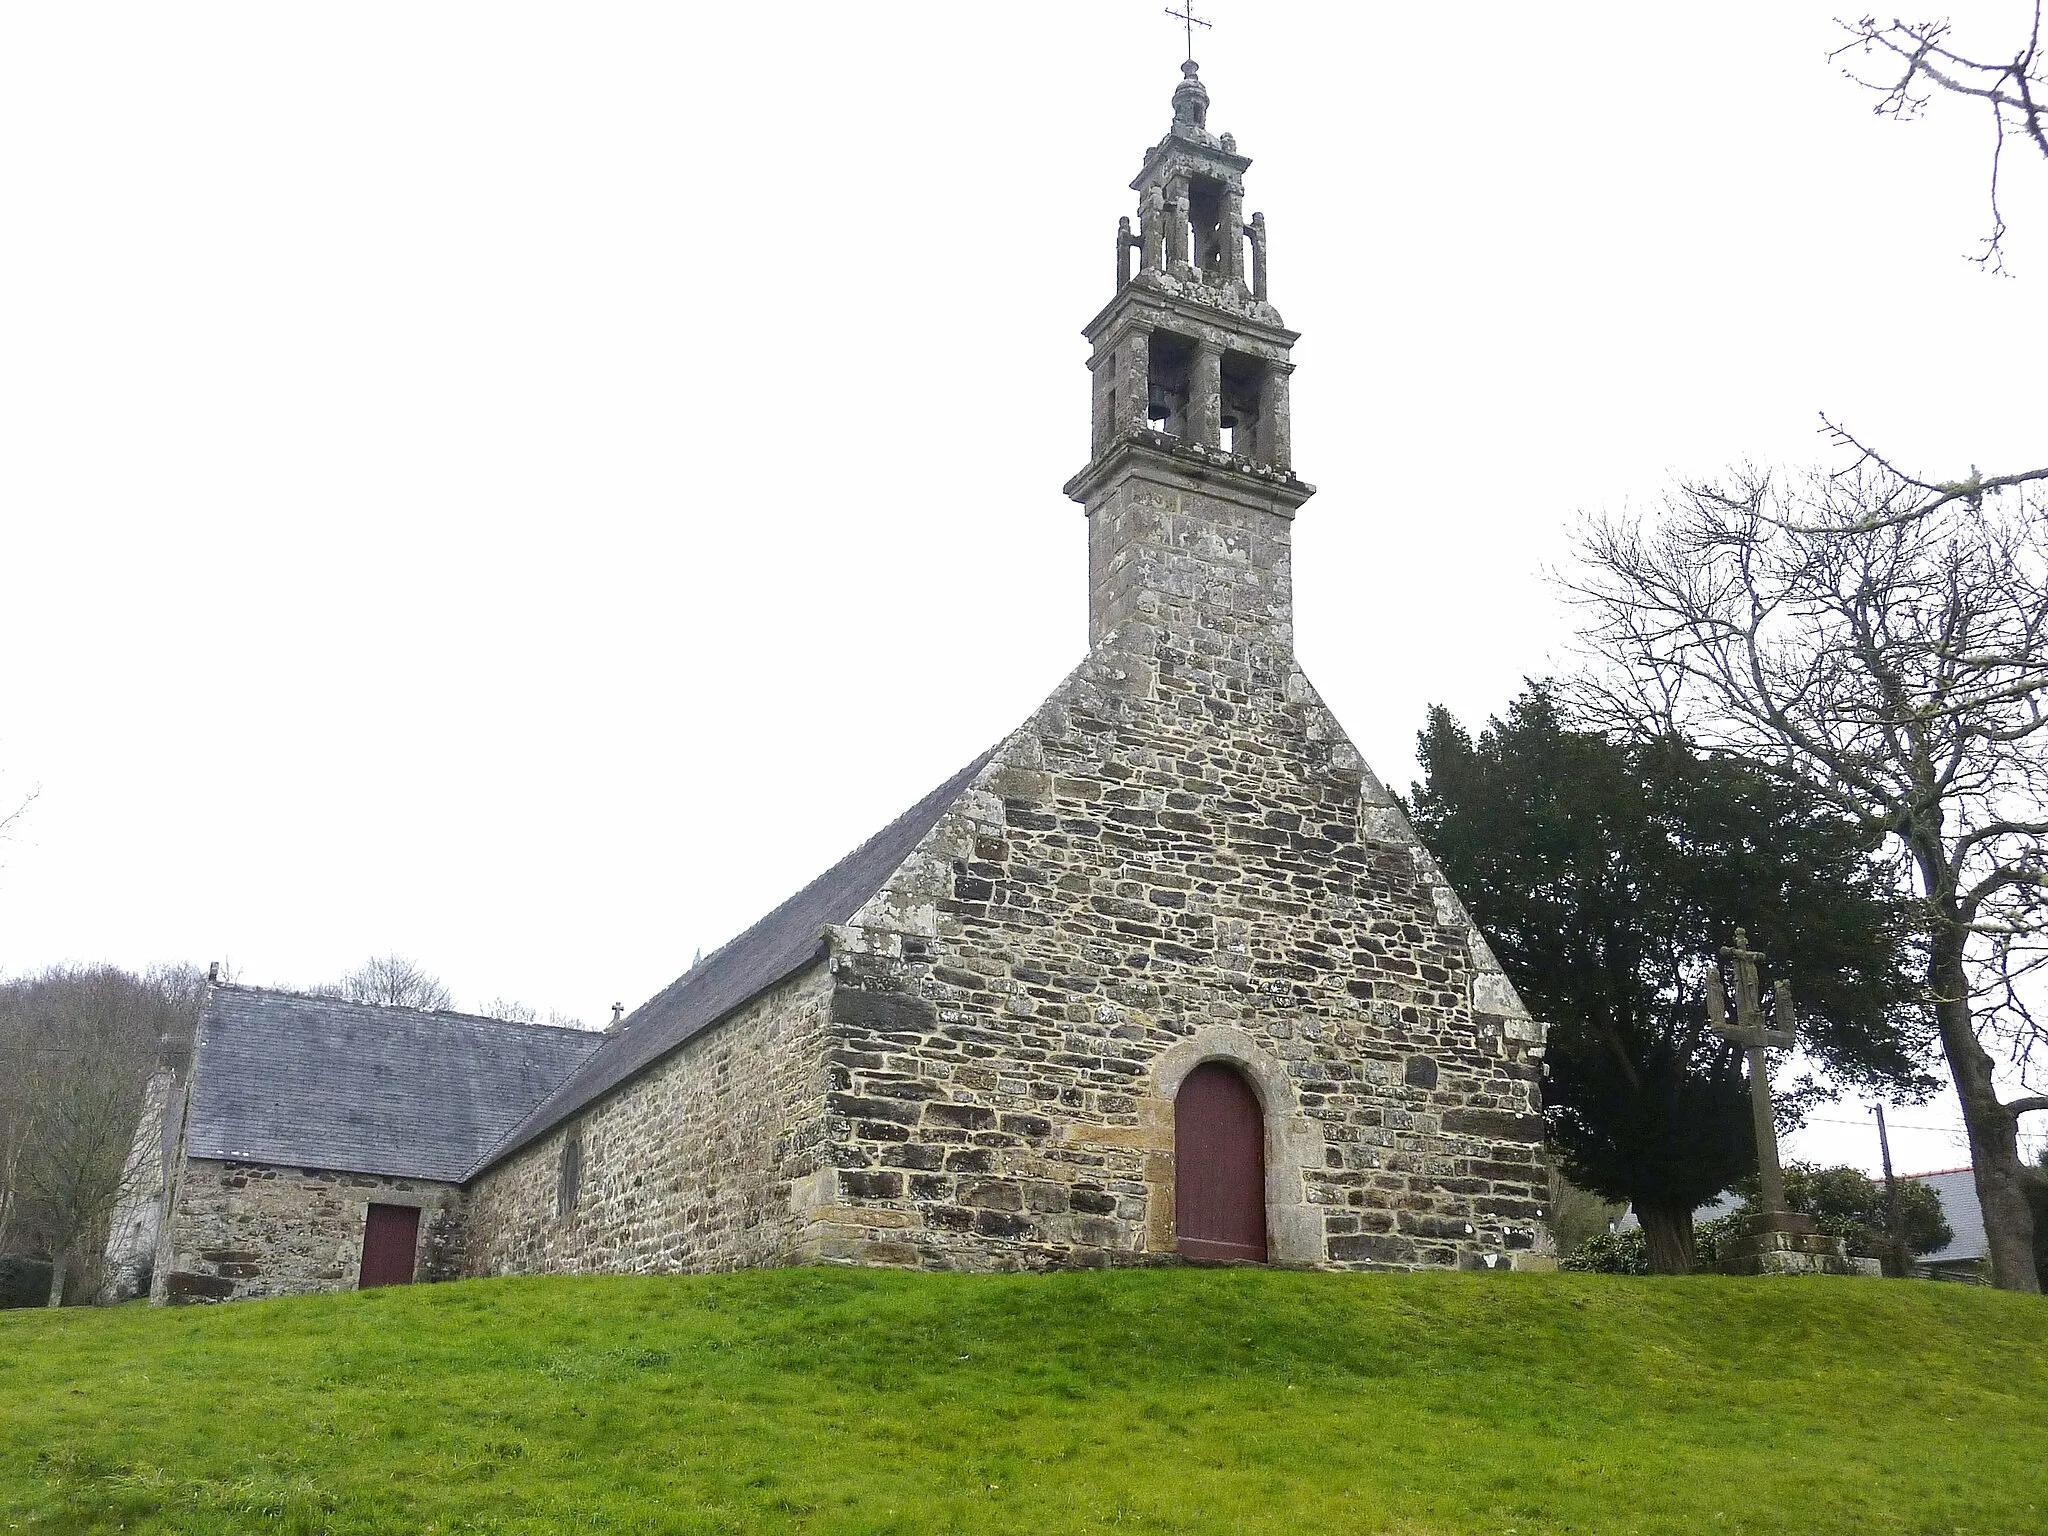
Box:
[186,1157,462,1205]
[1130,131,1254,190]
[1080,285,1299,355]
[1063,435,1314,517]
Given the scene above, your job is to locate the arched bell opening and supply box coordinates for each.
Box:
[1173,1060,1269,1263]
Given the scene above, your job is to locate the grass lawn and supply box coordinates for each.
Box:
[2,1267,2044,1534]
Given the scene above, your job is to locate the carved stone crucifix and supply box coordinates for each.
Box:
[1706,929,1798,1216]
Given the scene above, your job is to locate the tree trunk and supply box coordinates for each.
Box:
[1878,1234,1909,1280]
[1637,1202,1696,1274]
[1928,925,2042,1294]
[45,1252,65,1309]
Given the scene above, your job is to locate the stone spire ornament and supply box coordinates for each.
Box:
[1172,58,1211,131]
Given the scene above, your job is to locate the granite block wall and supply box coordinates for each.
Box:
[154,1158,462,1303]
[462,964,834,1278]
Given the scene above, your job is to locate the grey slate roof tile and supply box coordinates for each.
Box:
[472,750,995,1176]
[187,987,604,1183]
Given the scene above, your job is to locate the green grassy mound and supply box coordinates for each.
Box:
[3,1267,2044,1534]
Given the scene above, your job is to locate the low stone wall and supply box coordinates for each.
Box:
[462,964,834,1278]
[154,1159,462,1304]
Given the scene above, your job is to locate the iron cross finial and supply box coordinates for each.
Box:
[1165,1,1211,63]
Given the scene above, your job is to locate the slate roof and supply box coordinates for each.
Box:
[187,987,604,1183]
[1904,1167,1987,1267]
[471,750,996,1176]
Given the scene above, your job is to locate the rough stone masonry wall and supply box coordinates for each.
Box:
[1087,459,1293,652]
[462,965,834,1278]
[154,1158,463,1303]
[810,483,1550,1273]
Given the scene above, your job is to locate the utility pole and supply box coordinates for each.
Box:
[1873,1104,1908,1279]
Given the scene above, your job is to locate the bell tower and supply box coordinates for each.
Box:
[1063,61,1313,658]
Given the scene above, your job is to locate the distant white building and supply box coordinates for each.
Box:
[1903,1167,1989,1283]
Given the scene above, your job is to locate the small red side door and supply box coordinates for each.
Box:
[358,1203,420,1288]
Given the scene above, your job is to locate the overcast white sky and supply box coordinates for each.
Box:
[2,5,2042,1177]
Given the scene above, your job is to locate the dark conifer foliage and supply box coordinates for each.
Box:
[1411,686,1929,1272]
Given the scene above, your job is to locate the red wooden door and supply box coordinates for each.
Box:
[1174,1062,1268,1262]
[358,1204,420,1288]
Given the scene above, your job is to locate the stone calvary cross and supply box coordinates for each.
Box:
[1702,931,1875,1275]
[1706,929,1798,1216]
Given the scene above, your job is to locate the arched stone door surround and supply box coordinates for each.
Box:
[1145,1026,1326,1267]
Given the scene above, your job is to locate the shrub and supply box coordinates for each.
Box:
[1563,1210,1748,1274]
[0,1254,53,1308]
[1731,1162,1952,1261]
[1561,1228,1648,1274]
[1692,1213,1745,1266]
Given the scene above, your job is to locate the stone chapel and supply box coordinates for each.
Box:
[137,61,1554,1303]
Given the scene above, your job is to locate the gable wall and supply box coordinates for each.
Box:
[461,964,834,1278]
[810,619,1551,1272]
[154,1158,463,1303]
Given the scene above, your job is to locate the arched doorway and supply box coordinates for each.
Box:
[1174,1061,1268,1263]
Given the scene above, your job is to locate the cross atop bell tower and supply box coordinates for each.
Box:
[1164,1,1211,63]
[1063,62,1313,659]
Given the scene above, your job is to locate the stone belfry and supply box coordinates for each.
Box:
[1065,61,1310,656]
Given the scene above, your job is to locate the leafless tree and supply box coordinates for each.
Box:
[0,1027,40,1261]
[1836,7,2048,272]
[1548,1169,1629,1264]
[0,966,192,1305]
[1567,449,2048,1291]
[328,954,452,1012]
[0,786,34,860]
[481,998,592,1030]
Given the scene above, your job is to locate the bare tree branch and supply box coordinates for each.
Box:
[0,787,35,848]
[1835,7,2048,272]
[1809,416,2048,532]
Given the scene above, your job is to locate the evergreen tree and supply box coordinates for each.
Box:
[1411,686,1930,1272]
